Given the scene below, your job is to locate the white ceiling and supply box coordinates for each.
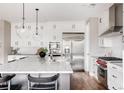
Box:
[0,3,113,22]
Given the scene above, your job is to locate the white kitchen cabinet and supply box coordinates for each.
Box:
[46,22,84,32]
[89,57,98,80]
[98,10,109,36]
[85,18,99,72]
[11,22,85,48]
[107,63,123,90]
[71,24,84,32]
[62,23,84,32]
[53,30,62,42]
[98,37,112,47]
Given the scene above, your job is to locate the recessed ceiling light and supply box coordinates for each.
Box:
[90,3,96,6]
[81,3,96,7]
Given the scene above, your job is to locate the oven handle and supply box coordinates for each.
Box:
[96,64,107,70]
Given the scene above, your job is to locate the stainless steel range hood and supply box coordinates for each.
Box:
[100,3,123,37]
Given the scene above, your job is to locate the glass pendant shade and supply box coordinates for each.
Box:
[20,27,25,33]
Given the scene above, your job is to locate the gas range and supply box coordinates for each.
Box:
[98,57,122,61]
[96,57,122,88]
[96,57,122,68]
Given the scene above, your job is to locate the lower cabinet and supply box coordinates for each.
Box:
[107,63,123,90]
[89,57,98,80]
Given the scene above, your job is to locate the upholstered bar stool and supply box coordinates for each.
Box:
[0,74,16,90]
[27,73,59,90]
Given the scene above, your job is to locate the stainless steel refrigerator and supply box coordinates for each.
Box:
[62,32,85,71]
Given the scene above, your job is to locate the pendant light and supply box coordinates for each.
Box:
[20,3,25,33]
[35,8,39,35]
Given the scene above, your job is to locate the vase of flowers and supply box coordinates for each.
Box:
[37,48,48,58]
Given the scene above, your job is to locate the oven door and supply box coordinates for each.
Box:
[97,64,107,88]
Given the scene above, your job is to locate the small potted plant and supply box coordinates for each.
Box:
[37,47,48,58]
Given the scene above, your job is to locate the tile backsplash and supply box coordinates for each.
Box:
[111,36,123,58]
[99,36,123,58]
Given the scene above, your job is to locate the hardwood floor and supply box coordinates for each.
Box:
[70,71,107,90]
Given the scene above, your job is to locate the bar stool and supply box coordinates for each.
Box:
[27,73,59,90]
[0,74,16,90]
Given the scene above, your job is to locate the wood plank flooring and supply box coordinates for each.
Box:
[70,71,107,90]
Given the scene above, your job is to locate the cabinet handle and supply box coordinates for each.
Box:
[112,86,117,90]
[112,67,117,69]
[112,75,117,78]
[102,39,104,45]
[99,18,102,23]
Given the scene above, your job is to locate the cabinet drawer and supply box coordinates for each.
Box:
[108,63,122,72]
[108,79,123,90]
[108,67,123,85]
[108,74,123,88]
[108,68,123,79]
[107,63,123,90]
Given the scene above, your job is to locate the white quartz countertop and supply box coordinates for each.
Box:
[110,62,123,68]
[8,55,27,62]
[0,55,73,73]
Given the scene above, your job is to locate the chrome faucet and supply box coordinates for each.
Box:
[50,53,53,60]
[49,53,56,62]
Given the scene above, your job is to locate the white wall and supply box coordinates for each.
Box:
[11,21,85,54]
[96,36,123,58]
[0,20,11,64]
[111,36,123,58]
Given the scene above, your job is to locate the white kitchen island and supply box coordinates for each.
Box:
[0,55,73,90]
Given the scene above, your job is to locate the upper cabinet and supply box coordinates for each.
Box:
[99,4,123,37]
[98,10,109,36]
[11,22,85,47]
[98,10,112,47]
[61,23,85,32]
[98,37,112,47]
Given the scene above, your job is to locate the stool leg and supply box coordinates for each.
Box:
[8,81,10,90]
[28,80,30,90]
[55,80,57,90]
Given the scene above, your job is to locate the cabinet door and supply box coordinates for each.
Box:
[102,10,109,32]
[89,57,98,79]
[98,38,112,47]
[98,10,109,36]
[53,30,62,42]
[107,63,123,90]
[98,18,103,36]
[103,38,112,47]
[98,38,104,47]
